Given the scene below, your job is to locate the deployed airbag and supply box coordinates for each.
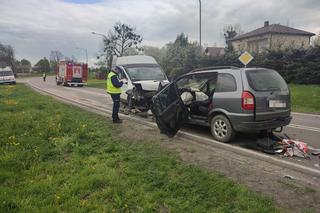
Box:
[195,92,208,101]
[180,92,193,105]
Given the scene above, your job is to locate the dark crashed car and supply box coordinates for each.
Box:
[151,66,292,142]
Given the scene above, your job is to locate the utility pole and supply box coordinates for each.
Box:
[199,0,202,48]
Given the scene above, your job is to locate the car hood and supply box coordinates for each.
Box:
[132,80,169,91]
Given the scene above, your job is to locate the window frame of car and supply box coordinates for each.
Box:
[214,73,237,93]
[175,72,217,88]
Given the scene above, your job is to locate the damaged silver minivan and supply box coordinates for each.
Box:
[115,55,169,112]
[151,66,292,142]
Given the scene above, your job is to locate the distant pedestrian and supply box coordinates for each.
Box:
[43,72,46,82]
[106,66,126,123]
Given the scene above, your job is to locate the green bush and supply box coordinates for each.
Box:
[160,33,320,85]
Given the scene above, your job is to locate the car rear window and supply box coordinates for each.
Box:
[246,69,288,91]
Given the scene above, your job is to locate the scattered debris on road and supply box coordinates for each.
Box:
[283,175,295,180]
[257,133,320,161]
[311,149,320,156]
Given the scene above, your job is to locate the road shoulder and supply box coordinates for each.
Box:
[118,121,320,212]
[25,80,320,212]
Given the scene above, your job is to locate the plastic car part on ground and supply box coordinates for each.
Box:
[256,133,319,159]
[281,139,309,158]
[311,149,320,156]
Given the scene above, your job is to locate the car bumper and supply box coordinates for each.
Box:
[0,80,16,84]
[233,116,292,132]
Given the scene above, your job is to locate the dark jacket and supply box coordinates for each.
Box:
[110,71,123,88]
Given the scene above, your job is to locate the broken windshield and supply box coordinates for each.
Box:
[125,66,167,81]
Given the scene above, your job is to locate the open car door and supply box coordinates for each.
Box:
[151,82,189,137]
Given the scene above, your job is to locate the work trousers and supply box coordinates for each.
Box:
[110,93,121,121]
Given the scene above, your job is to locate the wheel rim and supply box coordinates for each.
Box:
[213,119,227,139]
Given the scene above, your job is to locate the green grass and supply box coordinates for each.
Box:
[290,84,320,113]
[0,84,280,212]
[86,79,106,89]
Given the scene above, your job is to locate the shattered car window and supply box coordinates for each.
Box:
[177,75,205,92]
[177,73,217,95]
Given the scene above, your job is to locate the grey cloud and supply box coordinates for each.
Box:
[0,0,319,66]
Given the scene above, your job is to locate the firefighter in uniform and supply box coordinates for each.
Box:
[107,66,125,123]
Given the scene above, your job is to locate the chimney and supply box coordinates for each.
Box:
[264,21,269,27]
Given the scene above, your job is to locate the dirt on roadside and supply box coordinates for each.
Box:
[117,121,320,213]
[26,79,320,212]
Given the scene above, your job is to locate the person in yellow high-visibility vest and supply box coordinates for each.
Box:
[107,66,126,123]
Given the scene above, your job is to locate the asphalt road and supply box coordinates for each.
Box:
[21,76,320,169]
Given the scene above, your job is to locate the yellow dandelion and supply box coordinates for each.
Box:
[3,99,18,106]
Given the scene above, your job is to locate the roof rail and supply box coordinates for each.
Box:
[190,66,239,73]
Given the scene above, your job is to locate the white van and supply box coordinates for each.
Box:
[114,55,169,111]
[0,66,16,85]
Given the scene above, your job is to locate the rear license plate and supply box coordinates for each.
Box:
[269,100,286,108]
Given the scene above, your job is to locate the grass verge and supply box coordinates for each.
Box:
[0,84,280,212]
[290,84,320,114]
[86,79,106,89]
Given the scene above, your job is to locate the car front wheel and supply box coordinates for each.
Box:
[210,114,235,142]
[127,94,134,109]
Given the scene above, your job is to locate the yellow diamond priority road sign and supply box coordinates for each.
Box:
[238,51,254,66]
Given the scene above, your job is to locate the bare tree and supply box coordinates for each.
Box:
[0,43,16,71]
[101,22,143,69]
[50,50,64,62]
[223,24,242,52]
[49,50,64,72]
[103,22,143,57]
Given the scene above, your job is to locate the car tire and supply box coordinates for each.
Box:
[127,94,134,109]
[210,114,235,143]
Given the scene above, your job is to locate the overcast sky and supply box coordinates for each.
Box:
[0,0,319,66]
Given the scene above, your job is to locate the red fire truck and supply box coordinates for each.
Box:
[56,61,88,87]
